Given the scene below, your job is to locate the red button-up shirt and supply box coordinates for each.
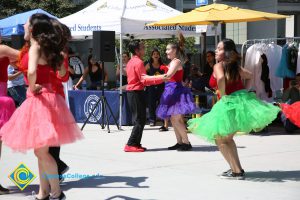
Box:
[126,55,147,91]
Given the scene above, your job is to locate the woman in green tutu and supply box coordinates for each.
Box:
[188,39,280,179]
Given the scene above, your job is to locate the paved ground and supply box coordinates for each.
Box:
[1,124,300,200]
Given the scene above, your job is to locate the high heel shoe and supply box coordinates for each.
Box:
[0,184,9,195]
[50,192,66,200]
[31,191,50,200]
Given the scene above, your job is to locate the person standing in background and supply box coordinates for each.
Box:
[68,48,85,87]
[7,64,27,106]
[145,48,169,131]
[116,52,130,86]
[204,51,216,89]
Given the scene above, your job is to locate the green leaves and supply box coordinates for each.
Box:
[0,0,96,19]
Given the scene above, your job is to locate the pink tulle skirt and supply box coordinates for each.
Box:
[0,82,15,129]
[0,87,83,152]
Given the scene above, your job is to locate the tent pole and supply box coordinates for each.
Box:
[214,22,218,48]
[119,32,123,129]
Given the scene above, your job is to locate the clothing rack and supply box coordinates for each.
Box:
[241,37,300,67]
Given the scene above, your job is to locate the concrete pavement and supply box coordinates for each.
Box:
[1,124,300,200]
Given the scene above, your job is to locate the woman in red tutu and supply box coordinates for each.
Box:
[0,39,19,195]
[0,14,83,200]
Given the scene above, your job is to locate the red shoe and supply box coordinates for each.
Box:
[138,144,147,151]
[124,145,145,152]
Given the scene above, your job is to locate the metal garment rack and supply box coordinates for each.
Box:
[241,37,300,67]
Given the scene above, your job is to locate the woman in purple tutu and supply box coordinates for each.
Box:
[145,33,196,151]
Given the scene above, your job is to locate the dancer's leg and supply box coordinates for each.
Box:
[227,134,243,173]
[170,117,182,143]
[171,115,190,144]
[215,138,233,170]
[36,159,50,199]
[34,147,61,198]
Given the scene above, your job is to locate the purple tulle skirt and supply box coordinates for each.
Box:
[156,82,196,119]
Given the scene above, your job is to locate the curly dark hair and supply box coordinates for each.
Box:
[30,13,66,71]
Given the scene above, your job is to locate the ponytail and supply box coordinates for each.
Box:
[168,32,186,62]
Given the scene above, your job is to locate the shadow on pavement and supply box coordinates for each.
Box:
[105,195,156,200]
[146,145,245,152]
[8,175,149,197]
[245,170,300,182]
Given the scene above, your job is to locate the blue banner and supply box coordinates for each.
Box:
[68,90,131,126]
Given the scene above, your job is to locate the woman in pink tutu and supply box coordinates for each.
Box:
[0,39,19,195]
[0,14,83,200]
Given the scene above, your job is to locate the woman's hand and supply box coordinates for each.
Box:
[30,84,42,94]
[73,85,79,90]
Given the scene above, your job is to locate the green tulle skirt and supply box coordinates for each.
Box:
[187,90,280,144]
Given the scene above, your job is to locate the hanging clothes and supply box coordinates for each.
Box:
[260,54,272,98]
[265,43,283,92]
[245,44,261,90]
[245,43,272,101]
[276,44,296,79]
[296,48,300,75]
[287,44,298,72]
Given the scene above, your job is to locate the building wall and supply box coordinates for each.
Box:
[247,0,278,39]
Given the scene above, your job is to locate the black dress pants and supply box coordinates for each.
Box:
[127,91,147,146]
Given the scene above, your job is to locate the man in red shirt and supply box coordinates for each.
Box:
[124,40,166,152]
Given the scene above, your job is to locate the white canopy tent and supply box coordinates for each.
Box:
[60,0,216,127]
[60,0,217,39]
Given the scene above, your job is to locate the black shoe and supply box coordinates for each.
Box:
[35,195,50,200]
[58,165,69,183]
[159,126,169,132]
[31,191,50,200]
[220,171,245,180]
[149,122,155,127]
[0,185,9,195]
[168,143,182,150]
[221,169,245,176]
[50,192,66,200]
[177,143,193,151]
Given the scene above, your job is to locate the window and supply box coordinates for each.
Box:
[225,22,247,44]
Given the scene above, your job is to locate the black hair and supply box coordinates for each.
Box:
[221,38,241,83]
[122,52,130,58]
[206,51,215,57]
[128,40,143,55]
[168,32,186,62]
[150,48,163,65]
[296,73,300,77]
[30,13,66,71]
[88,54,101,70]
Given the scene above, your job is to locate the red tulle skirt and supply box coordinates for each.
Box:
[0,88,83,152]
[281,102,300,128]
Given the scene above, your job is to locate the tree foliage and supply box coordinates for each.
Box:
[116,37,198,63]
[0,0,96,19]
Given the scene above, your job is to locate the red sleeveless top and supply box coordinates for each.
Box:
[0,57,10,82]
[20,52,69,98]
[169,69,183,82]
[209,75,244,95]
[162,65,184,83]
